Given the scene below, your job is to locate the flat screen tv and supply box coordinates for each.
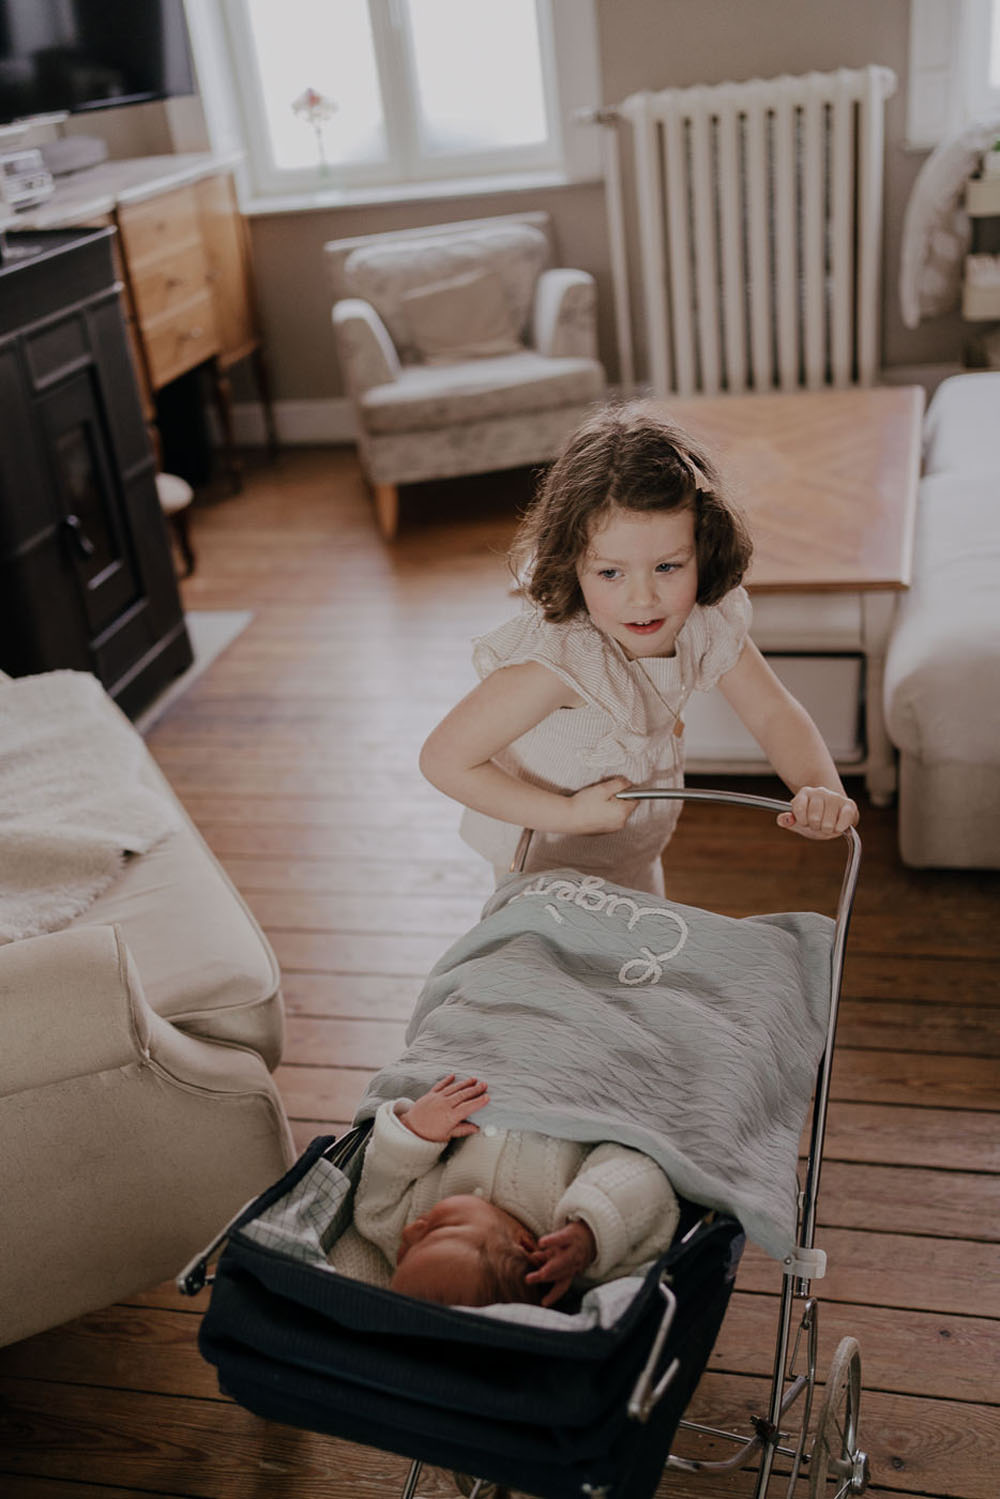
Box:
[0,0,196,127]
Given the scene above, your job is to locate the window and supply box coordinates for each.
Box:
[907,0,1000,148]
[202,0,600,201]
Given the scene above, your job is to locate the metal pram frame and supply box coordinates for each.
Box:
[179,786,867,1499]
[502,786,867,1499]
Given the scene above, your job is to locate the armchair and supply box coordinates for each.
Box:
[326,212,607,539]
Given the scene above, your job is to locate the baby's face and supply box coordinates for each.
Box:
[390,1194,536,1305]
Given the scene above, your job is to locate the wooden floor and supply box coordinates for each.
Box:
[1,447,998,1499]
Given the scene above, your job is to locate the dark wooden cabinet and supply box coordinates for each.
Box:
[0,225,192,717]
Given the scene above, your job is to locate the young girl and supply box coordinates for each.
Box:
[420,403,859,897]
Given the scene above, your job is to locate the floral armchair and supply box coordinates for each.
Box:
[325,212,607,539]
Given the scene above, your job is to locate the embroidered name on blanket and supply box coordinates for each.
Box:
[510,872,688,984]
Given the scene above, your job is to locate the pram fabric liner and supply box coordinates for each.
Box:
[358,870,833,1260]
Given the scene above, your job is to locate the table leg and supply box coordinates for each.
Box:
[207,356,243,494]
[861,591,898,806]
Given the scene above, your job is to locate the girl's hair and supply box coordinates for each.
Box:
[512,402,753,620]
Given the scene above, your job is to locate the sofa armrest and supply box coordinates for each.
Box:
[0,922,295,1348]
[0,926,155,1095]
[332,297,401,393]
[0,924,292,1114]
[532,268,598,359]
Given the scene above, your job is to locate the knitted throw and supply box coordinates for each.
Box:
[0,671,177,942]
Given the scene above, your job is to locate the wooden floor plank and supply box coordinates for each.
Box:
[737,1229,1000,1317]
[713,1292,999,1403]
[829,1049,1000,1111]
[833,1000,1000,1054]
[810,1102,1000,1172]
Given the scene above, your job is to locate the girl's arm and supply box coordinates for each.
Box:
[716,641,859,838]
[419,662,637,835]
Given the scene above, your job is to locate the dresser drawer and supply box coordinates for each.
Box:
[117,185,201,266]
[143,291,219,387]
[130,241,211,326]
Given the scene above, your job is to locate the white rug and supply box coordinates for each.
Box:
[135,610,253,736]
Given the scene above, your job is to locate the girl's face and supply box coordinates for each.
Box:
[576,506,699,659]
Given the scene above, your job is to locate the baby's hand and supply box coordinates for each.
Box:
[399,1075,489,1142]
[566,777,637,835]
[525,1220,597,1307]
[778,787,859,841]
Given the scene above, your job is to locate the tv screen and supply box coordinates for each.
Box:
[0,0,196,127]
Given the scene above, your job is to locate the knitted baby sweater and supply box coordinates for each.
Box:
[328,1099,680,1289]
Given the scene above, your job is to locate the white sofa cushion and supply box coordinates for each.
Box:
[360,351,605,435]
[884,472,1000,764]
[922,371,1000,475]
[342,222,548,361]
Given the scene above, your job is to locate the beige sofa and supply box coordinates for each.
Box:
[0,675,295,1347]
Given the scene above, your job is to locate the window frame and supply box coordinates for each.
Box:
[191,0,601,204]
[907,0,1000,150]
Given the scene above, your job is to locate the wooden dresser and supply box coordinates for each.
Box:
[1,153,276,489]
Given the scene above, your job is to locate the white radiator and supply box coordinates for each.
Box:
[597,66,896,396]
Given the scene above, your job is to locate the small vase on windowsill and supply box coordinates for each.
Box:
[292,87,338,183]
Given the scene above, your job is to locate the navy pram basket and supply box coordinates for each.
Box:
[187,1123,744,1499]
[180,789,870,1499]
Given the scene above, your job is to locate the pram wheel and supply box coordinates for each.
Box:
[808,1336,869,1498]
[452,1472,511,1499]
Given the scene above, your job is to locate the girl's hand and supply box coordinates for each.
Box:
[566,777,637,835]
[525,1221,597,1307]
[399,1075,489,1142]
[778,787,859,840]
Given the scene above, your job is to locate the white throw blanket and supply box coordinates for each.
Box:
[0,671,178,942]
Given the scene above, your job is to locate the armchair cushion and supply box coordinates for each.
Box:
[360,351,606,435]
[400,268,522,363]
[341,222,549,360]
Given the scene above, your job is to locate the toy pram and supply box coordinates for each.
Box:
[179,789,868,1499]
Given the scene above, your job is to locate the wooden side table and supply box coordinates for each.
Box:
[654,386,925,803]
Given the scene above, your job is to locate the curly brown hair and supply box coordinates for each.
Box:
[511,402,753,620]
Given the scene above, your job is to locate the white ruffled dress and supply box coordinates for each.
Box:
[460,587,752,895]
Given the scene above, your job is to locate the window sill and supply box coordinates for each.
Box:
[243,168,601,216]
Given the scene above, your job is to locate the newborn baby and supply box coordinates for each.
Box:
[349,1075,681,1308]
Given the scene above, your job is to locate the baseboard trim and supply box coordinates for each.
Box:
[218,371,956,448]
[215,398,356,446]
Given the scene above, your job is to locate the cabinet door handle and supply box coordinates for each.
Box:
[62,513,96,559]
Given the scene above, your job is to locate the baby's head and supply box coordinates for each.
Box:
[512,401,753,622]
[390,1194,543,1307]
